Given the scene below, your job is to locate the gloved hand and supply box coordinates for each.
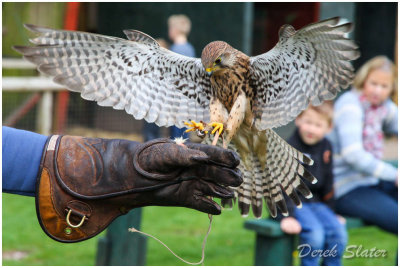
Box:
[36,135,242,243]
[133,139,242,213]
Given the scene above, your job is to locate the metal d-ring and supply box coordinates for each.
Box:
[66,209,86,228]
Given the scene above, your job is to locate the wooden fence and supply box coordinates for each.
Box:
[3,58,66,135]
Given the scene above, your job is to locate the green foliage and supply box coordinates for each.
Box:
[3,193,397,265]
[2,2,65,57]
[2,3,66,131]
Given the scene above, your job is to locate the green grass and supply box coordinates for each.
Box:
[2,194,102,265]
[342,226,397,266]
[2,193,397,265]
[142,206,254,266]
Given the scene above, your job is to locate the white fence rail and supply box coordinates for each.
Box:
[2,77,65,91]
[3,58,37,69]
[2,58,67,135]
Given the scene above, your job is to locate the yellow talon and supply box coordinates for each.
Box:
[184,120,208,134]
[208,122,224,136]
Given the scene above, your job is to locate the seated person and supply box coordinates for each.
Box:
[328,56,398,234]
[278,102,347,266]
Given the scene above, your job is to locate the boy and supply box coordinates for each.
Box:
[143,14,196,141]
[168,14,196,139]
[278,101,347,266]
[168,14,195,59]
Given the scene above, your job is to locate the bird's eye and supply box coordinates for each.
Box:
[215,58,221,64]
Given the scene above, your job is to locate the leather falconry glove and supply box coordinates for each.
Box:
[36,135,242,243]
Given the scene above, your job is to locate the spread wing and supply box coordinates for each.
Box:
[13,24,212,128]
[250,17,360,130]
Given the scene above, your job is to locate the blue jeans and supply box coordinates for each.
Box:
[170,126,188,139]
[295,202,348,266]
[335,181,398,234]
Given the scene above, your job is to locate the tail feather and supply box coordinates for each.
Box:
[263,166,278,217]
[288,188,302,207]
[267,144,288,217]
[269,130,314,165]
[297,164,318,184]
[237,164,251,217]
[262,166,277,217]
[203,128,317,218]
[251,156,264,218]
[295,177,314,199]
[266,129,310,215]
[276,197,289,216]
[278,147,314,200]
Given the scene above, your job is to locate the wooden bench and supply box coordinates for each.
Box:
[244,218,296,266]
[244,159,397,266]
[244,216,366,266]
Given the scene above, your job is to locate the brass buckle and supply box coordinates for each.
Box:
[66,209,86,228]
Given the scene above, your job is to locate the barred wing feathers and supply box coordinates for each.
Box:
[13,24,211,128]
[250,17,360,130]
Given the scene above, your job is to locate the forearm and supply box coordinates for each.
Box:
[341,145,397,180]
[2,126,48,196]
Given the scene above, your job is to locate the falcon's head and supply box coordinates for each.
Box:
[201,41,237,76]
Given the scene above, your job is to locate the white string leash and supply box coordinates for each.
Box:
[128,214,213,265]
[129,132,221,265]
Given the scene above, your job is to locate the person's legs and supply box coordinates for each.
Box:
[378,180,398,201]
[335,184,398,234]
[311,202,347,266]
[295,203,325,266]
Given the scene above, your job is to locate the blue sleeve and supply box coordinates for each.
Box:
[170,43,196,57]
[2,126,48,196]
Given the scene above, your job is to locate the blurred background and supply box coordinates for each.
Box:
[3,2,398,138]
[2,2,398,266]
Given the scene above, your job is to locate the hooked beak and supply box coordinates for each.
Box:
[205,67,213,76]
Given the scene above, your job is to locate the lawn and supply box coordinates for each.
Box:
[2,193,397,265]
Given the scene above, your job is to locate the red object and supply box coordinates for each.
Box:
[55,2,81,133]
[64,2,80,30]
[4,93,42,127]
[313,2,321,22]
[253,3,320,55]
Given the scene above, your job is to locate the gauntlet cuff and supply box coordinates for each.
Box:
[35,135,130,243]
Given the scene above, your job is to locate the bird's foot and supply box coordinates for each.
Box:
[184,120,208,138]
[184,120,225,141]
[208,122,224,136]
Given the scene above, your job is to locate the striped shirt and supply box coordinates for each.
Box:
[327,89,398,198]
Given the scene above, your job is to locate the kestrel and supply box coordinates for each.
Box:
[14,17,359,218]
